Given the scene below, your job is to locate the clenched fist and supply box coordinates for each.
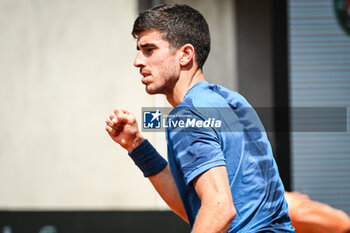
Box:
[105,108,144,152]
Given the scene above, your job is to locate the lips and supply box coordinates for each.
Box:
[141,71,151,78]
[140,69,152,84]
[140,70,151,85]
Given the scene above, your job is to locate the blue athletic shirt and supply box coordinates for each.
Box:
[165,81,294,232]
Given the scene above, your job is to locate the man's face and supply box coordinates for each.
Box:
[134,30,180,95]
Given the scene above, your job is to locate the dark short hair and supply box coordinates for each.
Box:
[132,3,211,69]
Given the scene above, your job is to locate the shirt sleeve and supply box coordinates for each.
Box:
[167,107,226,185]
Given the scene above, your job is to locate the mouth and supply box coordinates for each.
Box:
[140,71,152,84]
[141,72,151,78]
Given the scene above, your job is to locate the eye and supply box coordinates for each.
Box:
[143,48,154,56]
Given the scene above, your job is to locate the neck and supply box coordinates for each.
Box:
[166,68,205,107]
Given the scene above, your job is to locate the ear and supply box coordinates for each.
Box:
[178,44,195,67]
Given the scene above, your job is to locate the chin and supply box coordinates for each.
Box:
[145,86,158,95]
[145,85,165,95]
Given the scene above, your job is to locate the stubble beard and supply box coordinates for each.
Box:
[145,59,178,95]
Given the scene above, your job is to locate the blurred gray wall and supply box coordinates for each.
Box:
[0,0,161,210]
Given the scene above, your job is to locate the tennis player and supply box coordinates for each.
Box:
[106,3,294,232]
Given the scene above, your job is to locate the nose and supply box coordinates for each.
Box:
[134,51,145,68]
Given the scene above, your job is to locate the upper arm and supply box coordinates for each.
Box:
[192,165,234,206]
[191,165,236,231]
[168,108,226,185]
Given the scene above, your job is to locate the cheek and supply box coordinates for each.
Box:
[159,57,166,66]
[151,57,165,72]
[167,58,178,74]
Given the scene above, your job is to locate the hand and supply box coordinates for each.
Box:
[105,108,144,152]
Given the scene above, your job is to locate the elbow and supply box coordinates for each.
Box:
[225,206,236,224]
[212,195,236,226]
[221,202,236,226]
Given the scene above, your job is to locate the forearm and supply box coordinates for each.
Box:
[125,137,187,222]
[149,165,188,223]
[191,201,235,233]
[106,110,187,221]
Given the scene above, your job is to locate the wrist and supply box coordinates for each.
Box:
[127,134,145,152]
[128,139,168,177]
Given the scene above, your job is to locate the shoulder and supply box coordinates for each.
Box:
[171,82,246,123]
[182,82,232,108]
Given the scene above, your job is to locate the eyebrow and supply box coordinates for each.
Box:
[137,43,156,50]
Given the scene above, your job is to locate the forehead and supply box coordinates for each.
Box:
[137,30,169,47]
